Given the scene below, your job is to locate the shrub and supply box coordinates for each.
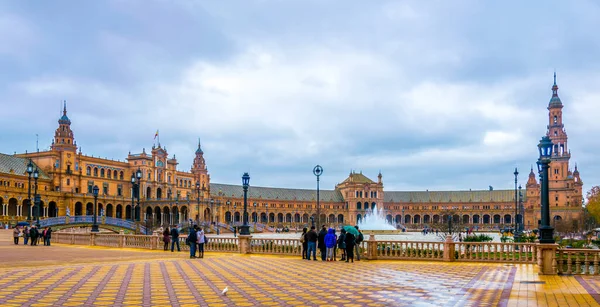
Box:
[463,234,493,242]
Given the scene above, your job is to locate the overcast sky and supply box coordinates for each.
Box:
[1,1,599,194]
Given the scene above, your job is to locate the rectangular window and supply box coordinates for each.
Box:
[117,185,122,196]
[66,178,70,186]
[88,182,93,194]
[103,183,109,195]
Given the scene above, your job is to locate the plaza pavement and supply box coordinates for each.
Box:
[0,230,599,306]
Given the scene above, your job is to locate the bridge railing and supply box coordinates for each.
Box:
[37,215,146,233]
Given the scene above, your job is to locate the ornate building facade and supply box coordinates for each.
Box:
[0,77,584,231]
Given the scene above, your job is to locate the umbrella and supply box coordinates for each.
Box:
[16,222,30,227]
[343,225,359,236]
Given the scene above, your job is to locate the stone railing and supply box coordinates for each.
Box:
[556,249,600,275]
[374,241,444,260]
[250,238,302,255]
[454,242,538,263]
[49,232,578,275]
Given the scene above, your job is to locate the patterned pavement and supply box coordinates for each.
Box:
[1,233,600,306]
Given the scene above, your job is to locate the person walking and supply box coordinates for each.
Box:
[324,228,337,261]
[338,229,347,261]
[163,227,171,251]
[197,227,205,259]
[354,226,364,261]
[170,225,180,252]
[44,227,52,246]
[13,226,21,245]
[318,225,327,261]
[188,225,198,258]
[30,226,38,246]
[305,226,318,260]
[23,226,30,245]
[344,231,356,263]
[300,227,308,259]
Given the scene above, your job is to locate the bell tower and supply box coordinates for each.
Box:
[51,101,77,152]
[546,73,571,187]
[191,138,210,190]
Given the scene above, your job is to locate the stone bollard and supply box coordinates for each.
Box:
[537,243,559,275]
[119,230,125,248]
[151,231,159,250]
[444,235,455,262]
[90,232,96,246]
[367,235,378,260]
[238,235,252,254]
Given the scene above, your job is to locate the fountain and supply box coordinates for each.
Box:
[357,205,405,235]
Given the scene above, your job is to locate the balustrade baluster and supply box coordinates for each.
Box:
[584,253,589,275]
[567,253,572,275]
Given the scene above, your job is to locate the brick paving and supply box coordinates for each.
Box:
[1,230,600,306]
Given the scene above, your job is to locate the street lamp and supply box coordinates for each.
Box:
[239,172,251,235]
[537,136,555,243]
[313,165,323,227]
[210,198,215,224]
[513,168,520,241]
[33,168,40,227]
[91,185,99,232]
[519,185,524,231]
[135,168,142,222]
[26,159,33,221]
[196,181,200,225]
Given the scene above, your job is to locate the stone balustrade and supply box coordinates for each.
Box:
[454,242,538,263]
[556,249,600,275]
[50,232,578,275]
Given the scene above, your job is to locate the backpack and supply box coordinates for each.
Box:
[204,235,208,244]
[356,232,364,243]
[300,234,305,243]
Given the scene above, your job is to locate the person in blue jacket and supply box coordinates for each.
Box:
[324,228,337,261]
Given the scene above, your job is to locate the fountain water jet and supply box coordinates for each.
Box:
[357,205,404,235]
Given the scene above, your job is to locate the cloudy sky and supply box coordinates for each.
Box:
[1,1,599,194]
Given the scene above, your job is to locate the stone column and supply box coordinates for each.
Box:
[151,231,159,250]
[238,235,252,254]
[119,230,125,248]
[444,235,455,262]
[537,243,559,275]
[367,235,378,260]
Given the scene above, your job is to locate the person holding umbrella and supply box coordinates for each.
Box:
[343,226,357,263]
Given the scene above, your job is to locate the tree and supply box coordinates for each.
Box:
[431,210,465,242]
[586,186,600,225]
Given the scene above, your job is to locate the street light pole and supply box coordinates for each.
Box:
[313,165,323,227]
[33,168,40,227]
[519,185,524,231]
[537,136,555,243]
[196,181,200,225]
[92,185,99,232]
[26,159,33,221]
[514,168,520,241]
[240,173,250,235]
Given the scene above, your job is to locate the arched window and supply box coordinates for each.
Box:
[94,167,98,177]
[107,170,111,179]
[100,169,105,177]
[119,171,124,180]
[113,170,117,178]
[87,167,91,176]
[357,202,362,210]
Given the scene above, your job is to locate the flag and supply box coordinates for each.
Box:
[154,130,159,140]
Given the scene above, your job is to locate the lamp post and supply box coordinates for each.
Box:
[33,168,40,227]
[130,175,135,221]
[196,181,200,225]
[135,168,142,222]
[210,198,215,224]
[513,168,520,241]
[253,202,257,224]
[239,173,251,235]
[448,214,452,235]
[537,136,555,243]
[91,185,99,232]
[26,159,33,221]
[313,165,323,227]
[519,185,524,231]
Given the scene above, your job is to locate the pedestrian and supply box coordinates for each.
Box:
[170,225,180,252]
[338,229,347,261]
[305,226,318,260]
[44,227,52,246]
[300,227,308,259]
[345,230,356,263]
[318,225,327,261]
[163,227,171,251]
[13,226,21,245]
[197,227,205,258]
[233,226,237,238]
[354,226,364,261]
[30,226,39,246]
[188,225,198,258]
[324,228,336,261]
[23,226,30,245]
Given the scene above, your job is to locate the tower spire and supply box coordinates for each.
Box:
[63,100,67,116]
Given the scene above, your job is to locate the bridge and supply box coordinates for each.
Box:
[39,216,148,234]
